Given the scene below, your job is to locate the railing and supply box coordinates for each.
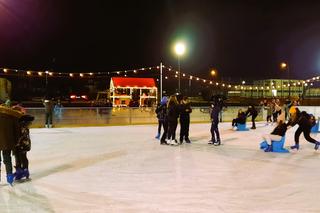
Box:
[30,105,320,127]
[25,106,270,127]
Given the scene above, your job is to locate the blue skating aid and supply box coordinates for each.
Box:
[271,136,289,153]
[311,120,320,133]
[236,123,249,131]
[260,141,269,150]
[260,137,289,153]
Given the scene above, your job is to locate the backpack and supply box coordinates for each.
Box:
[156,105,167,121]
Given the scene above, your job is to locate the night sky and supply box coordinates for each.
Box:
[1,0,320,80]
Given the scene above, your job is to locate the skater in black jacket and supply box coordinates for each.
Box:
[246,105,258,129]
[209,101,223,145]
[288,110,320,150]
[179,96,192,144]
[167,95,180,146]
[155,96,168,140]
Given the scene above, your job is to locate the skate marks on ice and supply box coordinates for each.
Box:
[31,150,126,181]
[31,128,73,135]
[0,183,55,213]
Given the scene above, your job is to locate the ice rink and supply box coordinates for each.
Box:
[1,122,320,213]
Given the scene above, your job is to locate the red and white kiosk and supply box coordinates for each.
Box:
[110,77,158,107]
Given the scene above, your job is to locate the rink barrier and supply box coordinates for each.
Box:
[24,106,320,128]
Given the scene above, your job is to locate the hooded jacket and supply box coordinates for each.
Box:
[0,106,22,150]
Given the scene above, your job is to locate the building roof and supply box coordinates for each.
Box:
[111,77,156,88]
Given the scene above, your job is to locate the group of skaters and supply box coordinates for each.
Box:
[260,98,320,151]
[155,95,192,145]
[232,98,320,151]
[0,103,33,186]
[156,95,320,151]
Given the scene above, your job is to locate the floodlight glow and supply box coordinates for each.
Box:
[174,42,186,56]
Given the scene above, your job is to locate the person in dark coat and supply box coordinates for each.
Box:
[14,114,34,180]
[288,110,320,150]
[167,95,180,146]
[261,110,288,151]
[43,96,54,128]
[155,96,168,142]
[209,101,223,145]
[0,106,22,185]
[245,105,258,129]
[179,96,192,144]
[232,109,246,128]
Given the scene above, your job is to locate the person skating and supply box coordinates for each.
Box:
[14,114,34,181]
[167,95,180,146]
[231,109,246,129]
[288,110,320,150]
[209,101,223,145]
[155,96,168,143]
[245,105,258,129]
[0,105,23,185]
[43,96,54,128]
[264,103,273,125]
[179,96,192,144]
[261,111,288,151]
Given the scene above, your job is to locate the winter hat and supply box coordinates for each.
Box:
[160,96,168,105]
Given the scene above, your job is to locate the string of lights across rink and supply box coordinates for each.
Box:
[0,65,317,89]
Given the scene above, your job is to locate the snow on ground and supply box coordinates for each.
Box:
[1,122,320,213]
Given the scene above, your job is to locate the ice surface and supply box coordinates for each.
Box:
[1,122,320,213]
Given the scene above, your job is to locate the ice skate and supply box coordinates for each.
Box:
[155,133,160,139]
[214,140,221,146]
[314,142,320,150]
[290,144,300,150]
[14,168,24,180]
[23,169,30,179]
[185,138,191,143]
[7,174,14,186]
[160,140,168,145]
[170,139,179,146]
[208,140,215,145]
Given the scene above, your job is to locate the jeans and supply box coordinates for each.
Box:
[294,126,318,146]
[180,117,190,141]
[210,122,220,142]
[167,120,178,140]
[45,112,53,125]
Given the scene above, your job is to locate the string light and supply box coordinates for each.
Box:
[1,64,316,91]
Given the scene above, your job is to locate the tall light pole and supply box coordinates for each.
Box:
[280,62,290,97]
[174,42,186,94]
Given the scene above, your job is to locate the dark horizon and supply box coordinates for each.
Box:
[1,0,320,80]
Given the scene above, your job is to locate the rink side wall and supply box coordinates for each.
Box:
[25,106,320,128]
